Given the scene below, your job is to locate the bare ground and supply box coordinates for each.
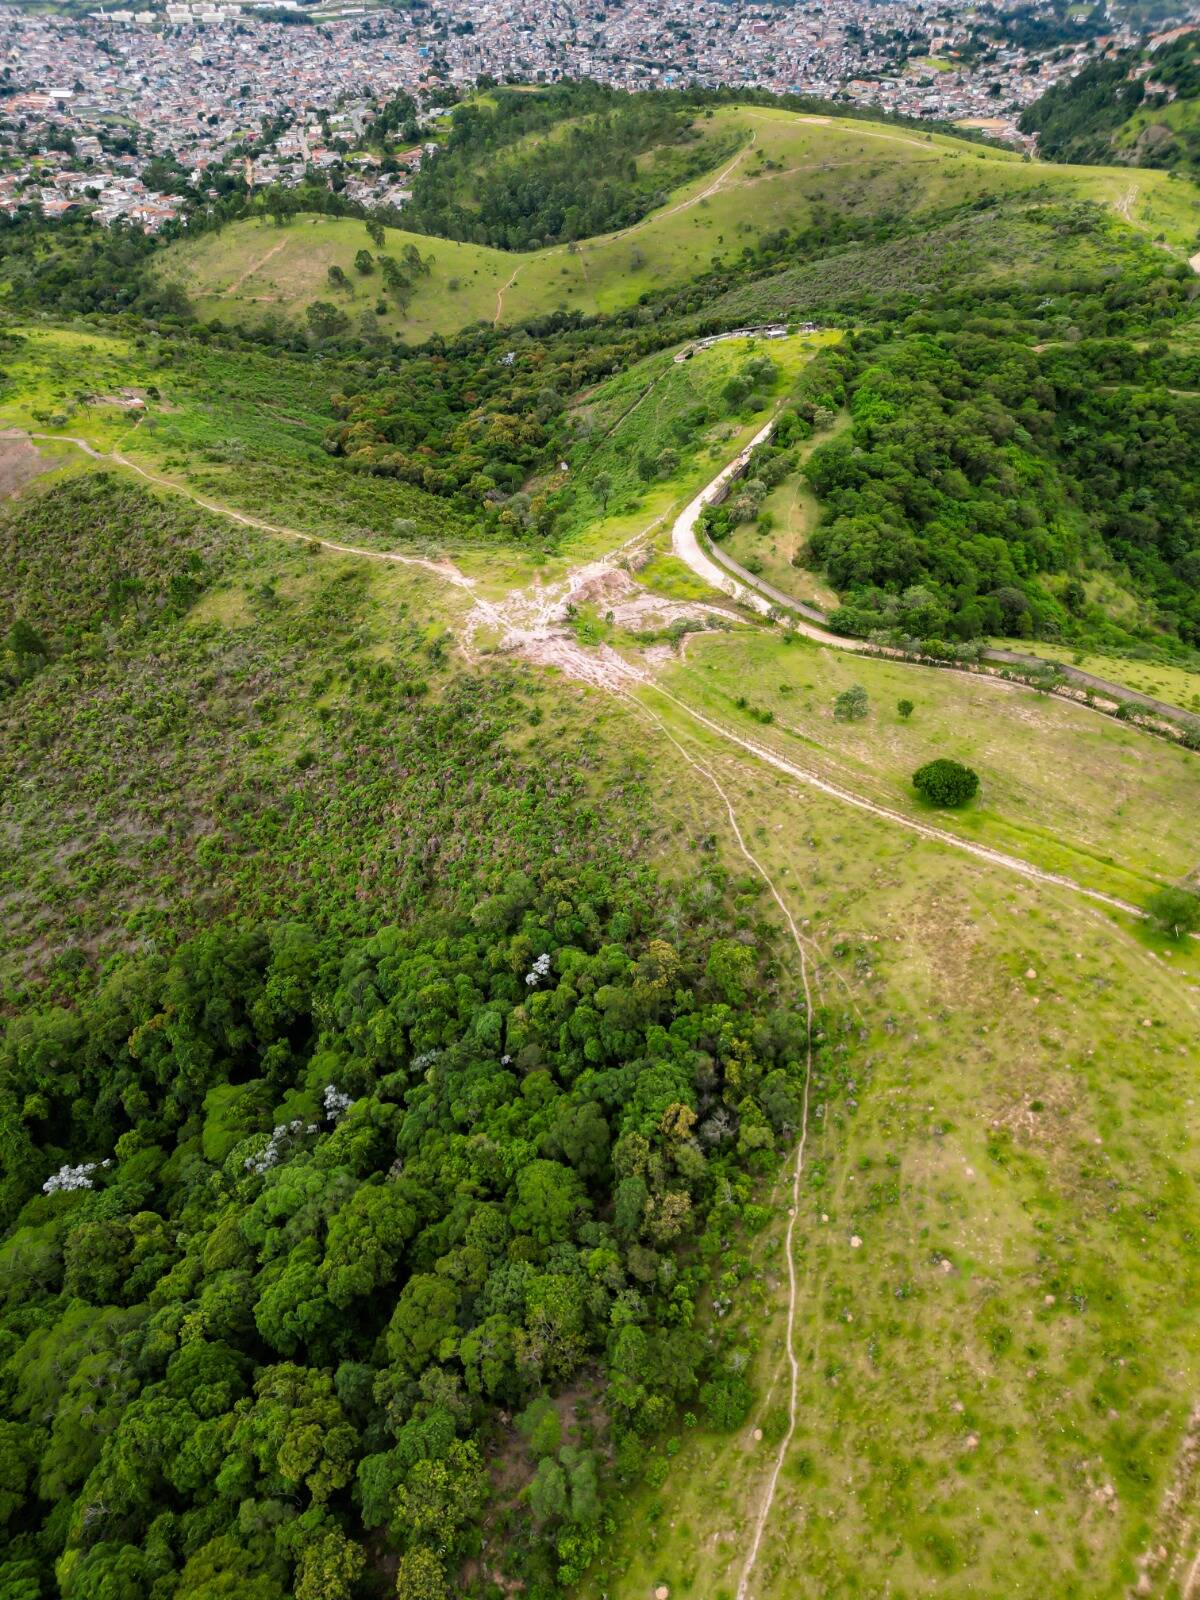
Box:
[0,430,52,499]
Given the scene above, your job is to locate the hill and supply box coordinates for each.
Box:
[157,104,1200,341]
[2,91,1200,1600]
[1020,30,1200,180]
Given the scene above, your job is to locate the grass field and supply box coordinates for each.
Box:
[996,639,1200,716]
[158,105,1200,341]
[589,697,1200,1597]
[657,629,1200,903]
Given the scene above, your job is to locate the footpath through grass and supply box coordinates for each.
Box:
[587,687,1200,1600]
[655,629,1200,905]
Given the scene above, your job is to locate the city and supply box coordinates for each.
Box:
[0,0,1175,231]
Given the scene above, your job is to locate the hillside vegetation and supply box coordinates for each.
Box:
[157,104,1200,342]
[1,83,1200,1600]
[1021,31,1200,179]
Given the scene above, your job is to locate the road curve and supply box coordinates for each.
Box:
[671,422,1200,734]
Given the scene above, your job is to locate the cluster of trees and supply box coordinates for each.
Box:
[409,104,731,251]
[1018,50,1152,163]
[1020,31,1200,177]
[0,864,812,1597]
[0,217,190,323]
[399,84,727,251]
[308,242,432,342]
[323,306,706,534]
[805,322,1200,646]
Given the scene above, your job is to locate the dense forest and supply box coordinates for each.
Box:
[806,324,1200,644]
[0,881,811,1600]
[0,470,823,1598]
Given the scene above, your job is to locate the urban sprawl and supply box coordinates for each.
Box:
[0,0,1192,232]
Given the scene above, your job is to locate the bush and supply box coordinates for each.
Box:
[912,758,979,807]
[1144,886,1200,940]
[833,685,869,722]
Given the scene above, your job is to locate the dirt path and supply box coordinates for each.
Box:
[493,263,523,326]
[222,237,289,298]
[492,133,758,326]
[25,406,1193,924]
[26,431,477,592]
[22,419,1180,914]
[619,693,816,1600]
[644,677,1143,915]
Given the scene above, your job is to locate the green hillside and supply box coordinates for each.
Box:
[158,104,1200,341]
[2,82,1200,1600]
[1020,30,1200,180]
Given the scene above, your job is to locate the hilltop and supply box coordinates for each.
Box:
[157,103,1200,341]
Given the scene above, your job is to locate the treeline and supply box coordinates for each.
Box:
[0,873,815,1598]
[324,309,689,537]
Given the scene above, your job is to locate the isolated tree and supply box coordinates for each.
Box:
[1145,886,1200,941]
[353,248,374,276]
[327,264,351,292]
[897,698,914,719]
[364,218,385,248]
[912,758,979,807]
[592,471,614,510]
[833,685,869,722]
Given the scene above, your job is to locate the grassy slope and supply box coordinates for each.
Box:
[722,408,848,610]
[0,322,473,550]
[661,629,1200,902]
[595,704,1200,1597]
[159,105,1200,340]
[994,640,1200,716]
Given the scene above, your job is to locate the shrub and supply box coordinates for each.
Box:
[833,685,869,722]
[1144,886,1200,940]
[912,758,979,807]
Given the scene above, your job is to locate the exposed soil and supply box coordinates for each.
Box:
[0,430,52,499]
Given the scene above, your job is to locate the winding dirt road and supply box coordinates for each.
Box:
[16,422,1176,913]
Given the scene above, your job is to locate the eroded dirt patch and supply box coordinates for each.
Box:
[0,430,52,499]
